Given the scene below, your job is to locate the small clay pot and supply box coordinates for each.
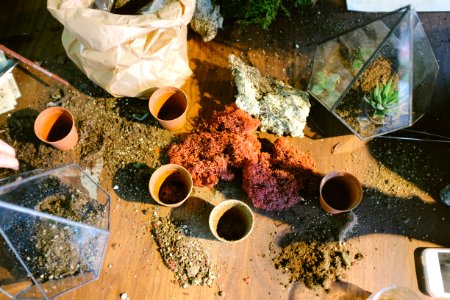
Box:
[319,171,363,214]
[149,87,188,131]
[34,107,78,151]
[209,200,254,243]
[149,164,193,207]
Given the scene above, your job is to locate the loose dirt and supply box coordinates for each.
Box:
[274,241,363,291]
[150,214,216,288]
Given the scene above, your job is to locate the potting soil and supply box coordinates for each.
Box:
[273,241,363,291]
[150,215,216,288]
[2,176,107,281]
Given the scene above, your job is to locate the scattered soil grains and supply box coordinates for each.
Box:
[273,241,363,292]
[7,177,107,281]
[150,214,216,288]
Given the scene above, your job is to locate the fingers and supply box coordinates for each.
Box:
[0,153,19,170]
[0,140,19,170]
[0,139,16,157]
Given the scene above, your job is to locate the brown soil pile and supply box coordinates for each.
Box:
[273,241,363,291]
[353,57,399,93]
[151,215,216,288]
[168,104,321,211]
[32,177,105,280]
[37,185,104,225]
[0,86,174,192]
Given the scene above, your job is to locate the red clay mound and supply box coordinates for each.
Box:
[168,104,261,187]
[168,105,321,210]
[271,138,321,193]
[203,103,260,134]
[168,131,232,187]
[243,152,302,211]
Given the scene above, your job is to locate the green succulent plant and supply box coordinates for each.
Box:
[311,71,341,106]
[364,77,399,119]
[350,48,373,73]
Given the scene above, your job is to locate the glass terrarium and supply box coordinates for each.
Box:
[0,163,110,300]
[308,6,438,140]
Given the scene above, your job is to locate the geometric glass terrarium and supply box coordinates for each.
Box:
[0,163,110,300]
[308,6,439,140]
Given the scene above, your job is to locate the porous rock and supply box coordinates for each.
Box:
[229,54,311,137]
[190,0,224,42]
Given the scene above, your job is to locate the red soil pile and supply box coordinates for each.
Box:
[271,138,321,194]
[202,103,260,134]
[243,152,302,211]
[168,104,321,210]
[242,138,321,211]
[168,104,261,187]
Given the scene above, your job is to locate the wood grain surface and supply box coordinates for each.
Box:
[0,1,449,300]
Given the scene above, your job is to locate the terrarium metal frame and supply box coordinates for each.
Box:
[0,163,110,300]
[307,5,439,140]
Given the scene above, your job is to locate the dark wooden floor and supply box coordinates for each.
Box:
[0,1,449,299]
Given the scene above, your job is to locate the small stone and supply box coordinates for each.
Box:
[120,293,128,300]
[190,0,223,42]
[440,184,450,206]
[51,89,63,100]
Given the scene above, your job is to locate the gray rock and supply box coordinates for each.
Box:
[229,55,311,137]
[190,0,223,42]
[440,184,450,206]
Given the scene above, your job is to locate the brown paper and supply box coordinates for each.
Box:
[47,0,195,98]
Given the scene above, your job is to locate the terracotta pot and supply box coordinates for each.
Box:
[34,107,78,151]
[149,164,193,207]
[319,171,363,214]
[148,87,188,131]
[209,200,254,243]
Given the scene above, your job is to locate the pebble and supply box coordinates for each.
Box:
[120,293,128,300]
[440,184,450,206]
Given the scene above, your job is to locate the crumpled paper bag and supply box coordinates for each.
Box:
[47,0,195,98]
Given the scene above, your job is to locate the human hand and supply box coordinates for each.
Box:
[0,140,19,170]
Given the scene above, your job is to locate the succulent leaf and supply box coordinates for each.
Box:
[316,71,325,82]
[311,84,324,95]
[330,73,340,82]
[324,78,336,90]
[310,71,340,103]
[367,76,399,118]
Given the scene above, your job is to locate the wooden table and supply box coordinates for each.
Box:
[0,1,449,299]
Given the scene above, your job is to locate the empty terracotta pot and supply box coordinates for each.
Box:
[34,107,78,151]
[209,200,254,243]
[148,87,188,131]
[149,164,193,207]
[319,171,363,214]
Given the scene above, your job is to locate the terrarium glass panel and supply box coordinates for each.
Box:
[0,164,110,300]
[308,6,438,140]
